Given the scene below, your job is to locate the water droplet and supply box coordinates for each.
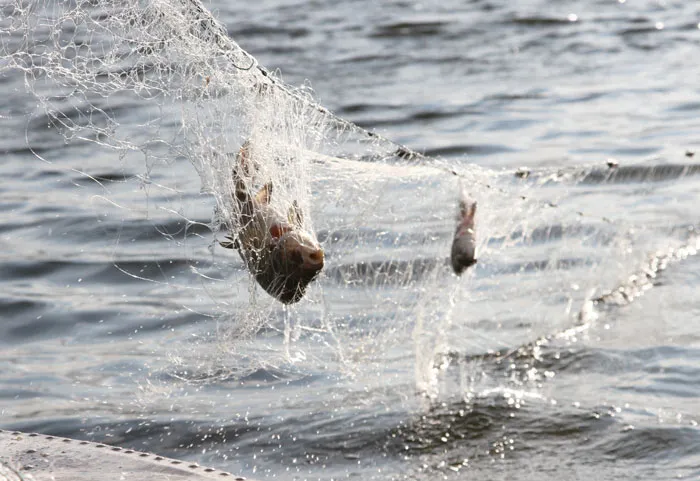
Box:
[567,14,578,22]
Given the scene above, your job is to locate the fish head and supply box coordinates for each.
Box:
[254,225,324,304]
[269,225,325,274]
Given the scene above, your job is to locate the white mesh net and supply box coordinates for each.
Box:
[2,0,694,400]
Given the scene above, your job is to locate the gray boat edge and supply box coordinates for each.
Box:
[0,428,252,481]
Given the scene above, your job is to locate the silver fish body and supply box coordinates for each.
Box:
[450,193,477,275]
[221,144,324,304]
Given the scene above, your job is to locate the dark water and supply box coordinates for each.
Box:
[2,0,700,480]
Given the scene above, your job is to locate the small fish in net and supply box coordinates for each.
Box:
[451,188,477,275]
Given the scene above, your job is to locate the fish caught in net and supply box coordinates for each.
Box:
[219,141,325,304]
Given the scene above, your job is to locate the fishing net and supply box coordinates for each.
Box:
[2,0,695,400]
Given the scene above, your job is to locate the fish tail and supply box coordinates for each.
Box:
[232,141,259,227]
[234,141,252,203]
[459,198,477,223]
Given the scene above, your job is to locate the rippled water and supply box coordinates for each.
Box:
[2,0,700,480]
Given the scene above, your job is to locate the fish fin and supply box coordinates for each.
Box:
[255,182,272,205]
[219,236,240,250]
[288,200,304,226]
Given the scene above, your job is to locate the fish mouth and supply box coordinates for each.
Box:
[302,249,325,270]
[452,256,477,275]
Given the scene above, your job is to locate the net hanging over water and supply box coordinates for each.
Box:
[2,0,696,400]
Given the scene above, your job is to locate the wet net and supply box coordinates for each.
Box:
[2,0,696,400]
